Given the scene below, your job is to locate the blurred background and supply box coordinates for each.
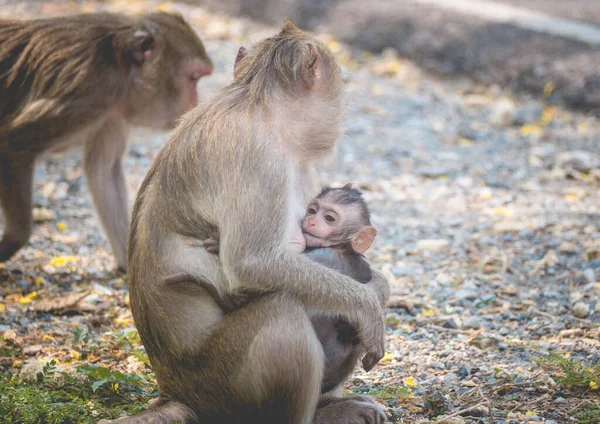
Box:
[0,1,599,423]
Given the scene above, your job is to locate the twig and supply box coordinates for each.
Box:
[438,401,489,422]
[430,325,473,335]
[531,308,592,326]
[531,308,557,320]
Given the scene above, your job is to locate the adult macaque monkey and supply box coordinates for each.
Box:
[121,22,389,424]
[0,12,213,270]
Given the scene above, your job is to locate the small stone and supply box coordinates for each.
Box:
[545,420,558,424]
[573,301,590,318]
[22,345,43,355]
[556,150,600,173]
[416,239,449,252]
[498,326,511,336]
[462,316,482,329]
[32,207,57,223]
[1,329,18,345]
[442,319,459,329]
[469,335,500,349]
[554,397,566,404]
[457,366,470,378]
[583,268,597,284]
[513,103,543,125]
[558,241,577,254]
[595,303,600,313]
[489,98,516,127]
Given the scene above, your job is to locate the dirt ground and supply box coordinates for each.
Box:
[0,1,599,423]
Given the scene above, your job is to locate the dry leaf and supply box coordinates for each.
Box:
[32,290,90,313]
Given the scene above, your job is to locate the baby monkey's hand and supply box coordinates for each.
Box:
[203,231,220,254]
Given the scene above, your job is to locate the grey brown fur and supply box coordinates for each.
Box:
[121,21,389,424]
[0,12,212,269]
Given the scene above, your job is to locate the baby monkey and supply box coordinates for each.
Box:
[299,184,377,283]
[202,183,377,283]
[166,185,377,393]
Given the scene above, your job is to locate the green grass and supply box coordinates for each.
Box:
[537,352,600,390]
[577,402,600,424]
[0,361,157,424]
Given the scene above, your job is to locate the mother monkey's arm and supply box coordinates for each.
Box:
[215,145,386,370]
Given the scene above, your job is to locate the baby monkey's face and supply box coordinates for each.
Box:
[301,199,344,242]
[301,186,377,253]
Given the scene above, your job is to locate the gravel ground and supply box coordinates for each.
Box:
[0,2,599,423]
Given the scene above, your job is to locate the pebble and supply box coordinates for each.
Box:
[583,268,597,284]
[457,366,470,378]
[544,421,558,424]
[32,207,57,223]
[498,326,511,336]
[462,316,482,329]
[489,98,516,127]
[416,239,449,252]
[573,301,590,318]
[513,103,542,125]
[469,335,500,349]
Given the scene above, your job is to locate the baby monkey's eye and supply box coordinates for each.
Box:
[308,208,317,215]
[325,215,335,223]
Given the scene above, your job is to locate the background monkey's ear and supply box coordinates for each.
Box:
[234,46,247,68]
[129,28,157,66]
[301,43,320,89]
[351,226,377,254]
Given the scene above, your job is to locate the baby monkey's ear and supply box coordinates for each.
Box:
[351,226,377,254]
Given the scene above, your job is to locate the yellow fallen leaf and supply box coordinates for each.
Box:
[0,262,4,269]
[42,334,55,341]
[526,410,538,415]
[35,277,44,287]
[114,317,133,327]
[19,291,39,304]
[404,376,417,387]
[590,381,599,391]
[458,137,474,147]
[491,207,514,217]
[421,308,435,316]
[543,81,555,97]
[540,106,557,125]
[56,221,67,231]
[70,351,81,359]
[564,351,571,358]
[401,324,412,333]
[48,256,78,267]
[380,352,394,362]
[521,124,542,136]
[0,303,5,312]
